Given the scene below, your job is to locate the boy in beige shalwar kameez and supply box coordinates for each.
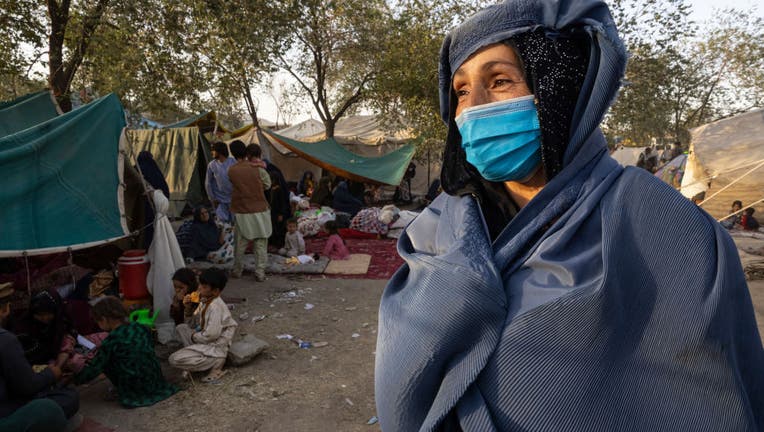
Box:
[169,268,237,382]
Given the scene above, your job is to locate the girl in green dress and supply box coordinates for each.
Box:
[74,297,177,408]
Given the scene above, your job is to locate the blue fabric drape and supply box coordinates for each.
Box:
[375,0,764,430]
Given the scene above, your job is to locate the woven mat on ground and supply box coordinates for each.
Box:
[305,237,403,279]
[324,254,372,275]
[189,254,328,274]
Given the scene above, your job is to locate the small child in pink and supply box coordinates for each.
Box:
[322,221,350,260]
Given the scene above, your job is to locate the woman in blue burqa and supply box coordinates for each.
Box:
[374,1,764,431]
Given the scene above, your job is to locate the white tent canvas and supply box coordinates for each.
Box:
[688,109,764,219]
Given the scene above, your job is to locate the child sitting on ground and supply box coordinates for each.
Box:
[169,268,237,383]
[741,208,760,231]
[170,268,199,326]
[279,218,306,257]
[322,220,350,260]
[74,296,177,407]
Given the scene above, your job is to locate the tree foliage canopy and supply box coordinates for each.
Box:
[0,0,761,153]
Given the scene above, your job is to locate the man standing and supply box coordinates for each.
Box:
[0,283,78,431]
[205,142,236,223]
[228,141,272,281]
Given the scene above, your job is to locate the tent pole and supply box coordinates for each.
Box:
[23,252,31,296]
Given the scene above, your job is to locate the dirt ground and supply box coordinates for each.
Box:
[76,237,764,432]
[79,275,386,432]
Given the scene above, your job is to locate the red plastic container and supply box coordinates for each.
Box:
[118,250,151,300]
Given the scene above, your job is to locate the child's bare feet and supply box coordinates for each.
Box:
[201,368,227,383]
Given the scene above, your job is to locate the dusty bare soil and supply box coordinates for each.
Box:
[75,236,764,431]
[79,275,386,432]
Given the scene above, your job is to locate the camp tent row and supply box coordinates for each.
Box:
[233,116,439,196]
[609,109,764,221]
[682,109,764,220]
[0,90,60,139]
[0,93,146,257]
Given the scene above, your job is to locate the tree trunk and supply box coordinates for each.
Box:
[47,0,110,113]
[324,119,335,138]
[48,0,72,112]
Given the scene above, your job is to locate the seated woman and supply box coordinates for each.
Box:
[297,171,315,197]
[13,289,107,374]
[332,181,364,218]
[183,207,233,264]
[311,176,334,207]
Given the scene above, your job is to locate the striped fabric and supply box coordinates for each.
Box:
[376,0,764,430]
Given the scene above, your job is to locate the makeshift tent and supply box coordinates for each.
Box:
[0,93,130,256]
[610,146,649,167]
[685,109,764,219]
[263,116,438,194]
[164,111,228,133]
[0,91,59,139]
[125,127,212,217]
[654,154,687,189]
[264,130,415,186]
[228,127,322,183]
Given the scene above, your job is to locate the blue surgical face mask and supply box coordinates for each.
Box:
[455,95,542,182]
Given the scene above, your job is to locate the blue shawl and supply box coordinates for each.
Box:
[375,1,764,430]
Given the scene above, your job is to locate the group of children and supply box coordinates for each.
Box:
[279,218,350,261]
[66,267,237,409]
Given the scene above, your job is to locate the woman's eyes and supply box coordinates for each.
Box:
[454,78,514,97]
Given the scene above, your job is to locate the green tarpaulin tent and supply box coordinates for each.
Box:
[264,130,415,186]
[126,127,211,217]
[0,93,129,256]
[0,91,59,139]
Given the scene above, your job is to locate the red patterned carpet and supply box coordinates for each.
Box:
[304,236,404,280]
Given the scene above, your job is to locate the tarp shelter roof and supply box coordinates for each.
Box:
[273,115,414,147]
[126,127,211,217]
[264,130,415,186]
[0,90,59,139]
[163,111,226,133]
[0,94,129,256]
[688,108,764,218]
[228,119,277,137]
[163,111,275,136]
[228,128,322,183]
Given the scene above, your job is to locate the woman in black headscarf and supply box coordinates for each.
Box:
[266,164,292,247]
[136,151,170,249]
[184,207,223,260]
[13,289,71,365]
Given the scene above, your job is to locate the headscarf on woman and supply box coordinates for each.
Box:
[267,164,292,247]
[185,207,220,260]
[311,176,333,207]
[13,289,71,365]
[332,181,363,217]
[297,171,315,196]
[375,0,764,430]
[136,151,170,249]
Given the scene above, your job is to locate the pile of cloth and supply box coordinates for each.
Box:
[349,205,402,236]
[294,207,336,237]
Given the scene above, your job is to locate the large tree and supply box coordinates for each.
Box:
[606,0,764,146]
[278,0,390,137]
[186,0,293,129]
[46,0,112,112]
